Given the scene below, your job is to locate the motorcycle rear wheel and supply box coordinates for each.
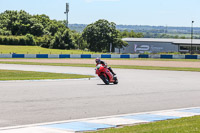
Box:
[113,77,118,84]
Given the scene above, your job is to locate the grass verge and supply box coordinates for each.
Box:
[0,45,102,54]
[0,70,93,80]
[87,116,200,133]
[113,65,200,72]
[0,58,200,62]
[131,58,200,62]
[0,61,200,72]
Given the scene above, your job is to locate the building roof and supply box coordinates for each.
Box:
[122,38,200,45]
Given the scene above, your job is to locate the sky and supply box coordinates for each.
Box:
[0,0,200,27]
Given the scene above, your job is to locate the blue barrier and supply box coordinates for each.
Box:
[101,54,111,58]
[12,54,25,58]
[160,55,173,59]
[185,55,198,59]
[36,54,48,58]
[139,54,149,58]
[81,54,91,58]
[120,55,130,58]
[59,54,70,58]
[1,54,200,59]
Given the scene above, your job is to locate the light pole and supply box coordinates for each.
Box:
[190,21,194,54]
[64,3,69,27]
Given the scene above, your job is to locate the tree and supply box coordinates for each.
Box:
[72,32,87,50]
[62,29,74,49]
[50,29,74,49]
[50,32,64,49]
[30,23,44,36]
[46,23,58,36]
[114,38,128,52]
[82,19,127,52]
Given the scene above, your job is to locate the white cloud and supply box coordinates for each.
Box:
[85,0,120,3]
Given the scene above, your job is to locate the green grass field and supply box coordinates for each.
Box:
[87,116,200,133]
[0,45,101,54]
[0,58,200,62]
[1,61,200,72]
[0,69,93,80]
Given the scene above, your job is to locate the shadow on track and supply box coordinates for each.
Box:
[97,84,116,86]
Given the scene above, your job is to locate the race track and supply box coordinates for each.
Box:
[0,64,200,128]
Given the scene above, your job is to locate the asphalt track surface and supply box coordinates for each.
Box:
[0,64,200,128]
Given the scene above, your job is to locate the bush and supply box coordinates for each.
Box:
[3,37,8,45]
[19,37,26,45]
[0,36,30,45]
[13,38,20,45]
[25,34,35,45]
[0,36,3,44]
[36,35,52,48]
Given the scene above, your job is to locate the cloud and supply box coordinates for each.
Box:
[85,0,120,3]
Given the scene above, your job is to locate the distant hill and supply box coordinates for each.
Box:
[69,24,87,32]
[69,24,200,35]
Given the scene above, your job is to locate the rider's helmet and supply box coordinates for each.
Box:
[95,58,101,64]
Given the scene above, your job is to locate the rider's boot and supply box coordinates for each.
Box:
[109,67,116,76]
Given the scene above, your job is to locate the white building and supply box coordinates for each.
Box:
[115,38,200,54]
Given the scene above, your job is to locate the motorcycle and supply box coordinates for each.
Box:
[95,64,118,85]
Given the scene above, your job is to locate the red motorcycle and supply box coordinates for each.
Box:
[96,64,118,85]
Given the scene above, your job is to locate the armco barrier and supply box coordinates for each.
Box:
[0,54,12,58]
[59,54,70,58]
[185,55,198,59]
[130,54,139,58]
[91,54,101,58]
[48,54,59,58]
[81,54,91,58]
[160,55,173,59]
[101,54,111,58]
[70,54,81,58]
[150,54,160,59]
[36,54,48,58]
[173,55,185,59]
[12,54,25,58]
[139,54,149,58]
[0,54,200,59]
[25,54,36,58]
[120,55,130,58]
[111,54,120,58]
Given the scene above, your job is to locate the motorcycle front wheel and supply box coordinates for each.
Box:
[100,75,109,85]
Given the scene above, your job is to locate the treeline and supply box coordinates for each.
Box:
[143,32,200,39]
[70,24,200,35]
[120,30,144,38]
[0,10,79,49]
[70,24,200,39]
[0,10,67,36]
[0,10,144,52]
[117,25,200,35]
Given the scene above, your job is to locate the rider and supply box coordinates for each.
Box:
[95,58,116,76]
